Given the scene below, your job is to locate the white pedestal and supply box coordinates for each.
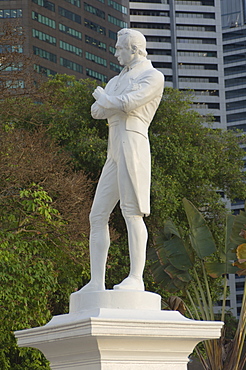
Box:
[15,290,223,369]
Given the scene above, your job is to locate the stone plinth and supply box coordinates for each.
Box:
[15,290,223,370]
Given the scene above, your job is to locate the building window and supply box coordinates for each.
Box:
[147,49,171,55]
[130,9,168,16]
[225,76,246,88]
[145,36,171,42]
[32,0,55,12]
[84,19,106,35]
[84,3,105,19]
[59,40,82,56]
[227,113,246,124]
[178,50,217,58]
[85,51,107,67]
[108,0,127,14]
[175,0,214,4]
[59,23,82,39]
[165,76,173,82]
[110,61,122,73]
[236,282,245,291]
[178,63,217,70]
[223,41,246,53]
[0,45,23,53]
[32,29,56,45]
[4,80,25,89]
[34,64,57,76]
[108,14,128,28]
[179,76,218,83]
[60,57,83,73]
[0,9,22,18]
[2,62,23,72]
[109,45,116,54]
[58,6,81,24]
[130,22,170,30]
[177,37,216,45]
[224,53,246,64]
[86,68,107,82]
[151,62,172,68]
[85,35,106,51]
[130,0,169,2]
[109,30,117,40]
[63,0,81,7]
[226,88,246,100]
[176,12,215,19]
[223,29,246,41]
[33,46,57,63]
[225,65,246,76]
[32,11,56,28]
[187,89,219,96]
[226,100,246,111]
[176,25,215,32]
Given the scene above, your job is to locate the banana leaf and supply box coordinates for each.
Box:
[149,253,191,293]
[205,214,238,277]
[183,198,216,259]
[156,238,192,272]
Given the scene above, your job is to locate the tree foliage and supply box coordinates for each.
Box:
[148,88,246,236]
[0,126,92,368]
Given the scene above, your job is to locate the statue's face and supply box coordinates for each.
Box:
[114,36,135,66]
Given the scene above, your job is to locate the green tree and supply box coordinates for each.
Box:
[148,88,246,238]
[0,126,93,369]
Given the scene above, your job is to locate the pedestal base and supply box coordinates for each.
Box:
[15,290,223,370]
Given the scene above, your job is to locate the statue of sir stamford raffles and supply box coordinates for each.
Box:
[80,28,164,293]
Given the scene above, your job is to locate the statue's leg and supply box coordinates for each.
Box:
[114,214,147,291]
[113,153,147,291]
[79,158,119,292]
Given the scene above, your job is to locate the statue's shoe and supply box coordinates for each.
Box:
[113,276,145,291]
[77,281,105,293]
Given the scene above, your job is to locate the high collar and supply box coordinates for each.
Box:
[120,58,152,74]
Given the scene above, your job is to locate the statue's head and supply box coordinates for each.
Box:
[115,28,147,66]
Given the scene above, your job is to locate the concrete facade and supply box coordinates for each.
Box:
[130,0,226,129]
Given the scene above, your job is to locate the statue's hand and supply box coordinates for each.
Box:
[92,86,105,100]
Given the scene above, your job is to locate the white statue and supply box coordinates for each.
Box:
[81,28,164,292]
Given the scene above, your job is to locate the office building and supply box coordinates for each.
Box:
[220,0,246,319]
[0,0,129,82]
[130,0,226,129]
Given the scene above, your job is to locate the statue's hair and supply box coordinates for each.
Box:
[117,28,147,57]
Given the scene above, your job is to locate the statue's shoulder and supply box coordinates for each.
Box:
[137,63,164,85]
[106,74,119,87]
